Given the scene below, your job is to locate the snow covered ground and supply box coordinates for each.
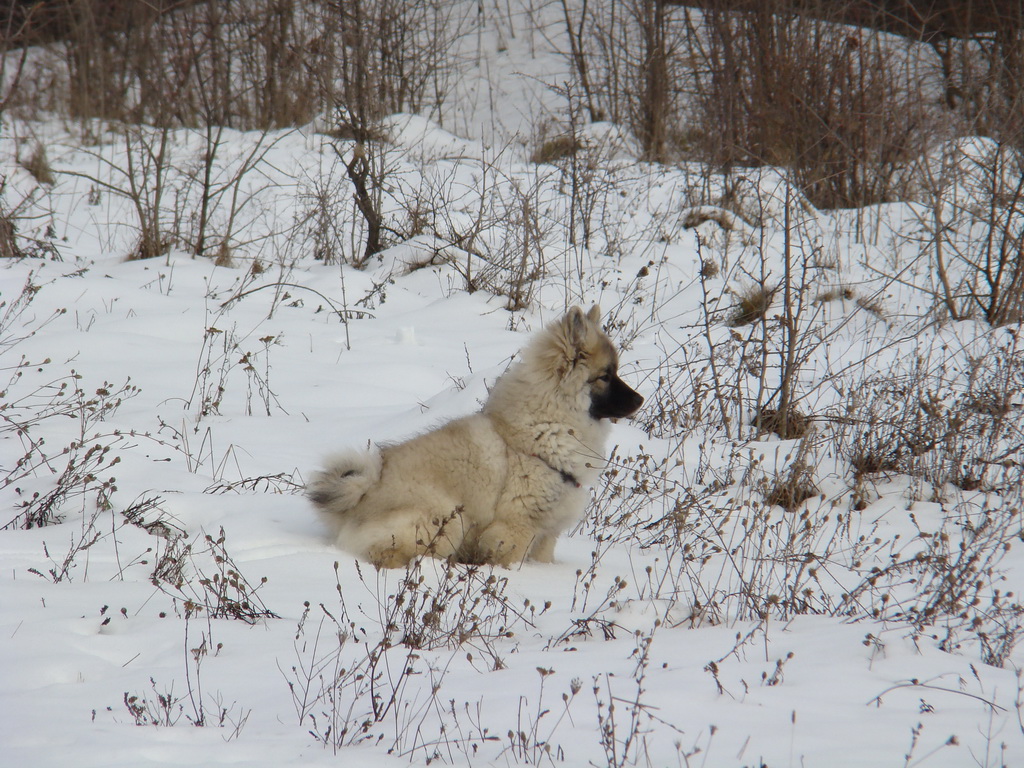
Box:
[3,5,1024,767]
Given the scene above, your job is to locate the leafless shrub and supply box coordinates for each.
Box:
[365,554,534,670]
[0,272,54,348]
[24,487,114,583]
[532,85,644,271]
[276,0,465,271]
[603,271,1021,663]
[559,0,689,162]
[618,346,1019,635]
[204,471,305,496]
[283,552,534,755]
[123,679,186,728]
[305,129,405,272]
[337,140,391,267]
[927,4,1024,145]
[123,610,250,737]
[683,1,934,208]
[80,123,288,267]
[185,301,286,420]
[483,178,552,311]
[833,336,1024,494]
[586,370,861,627]
[116,496,187,581]
[635,366,692,442]
[3,365,138,530]
[152,526,278,624]
[10,437,122,532]
[583,439,866,627]
[558,0,936,203]
[299,157,357,266]
[913,139,1024,326]
[840,492,1024,667]
[497,668,580,766]
[0,178,61,260]
[676,196,836,442]
[592,627,683,768]
[281,600,375,752]
[0,4,33,119]
[37,0,322,128]
[12,0,466,131]
[121,125,174,260]
[326,0,467,135]
[180,127,290,262]
[60,124,175,260]
[391,157,555,309]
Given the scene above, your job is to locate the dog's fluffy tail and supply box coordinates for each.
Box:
[307,449,382,533]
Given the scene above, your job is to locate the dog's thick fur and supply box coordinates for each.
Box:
[307,306,643,568]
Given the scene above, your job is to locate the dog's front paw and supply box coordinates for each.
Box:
[366,543,414,569]
[474,522,532,567]
[528,534,557,563]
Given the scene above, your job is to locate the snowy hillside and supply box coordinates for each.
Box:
[2,2,1024,767]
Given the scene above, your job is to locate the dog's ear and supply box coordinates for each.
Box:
[565,306,589,349]
[586,304,601,324]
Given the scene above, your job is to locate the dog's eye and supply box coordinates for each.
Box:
[596,373,611,383]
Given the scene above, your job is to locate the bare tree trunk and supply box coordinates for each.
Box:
[639,0,669,162]
[560,0,602,122]
[344,143,384,268]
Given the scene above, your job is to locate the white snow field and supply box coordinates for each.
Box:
[2,3,1023,767]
